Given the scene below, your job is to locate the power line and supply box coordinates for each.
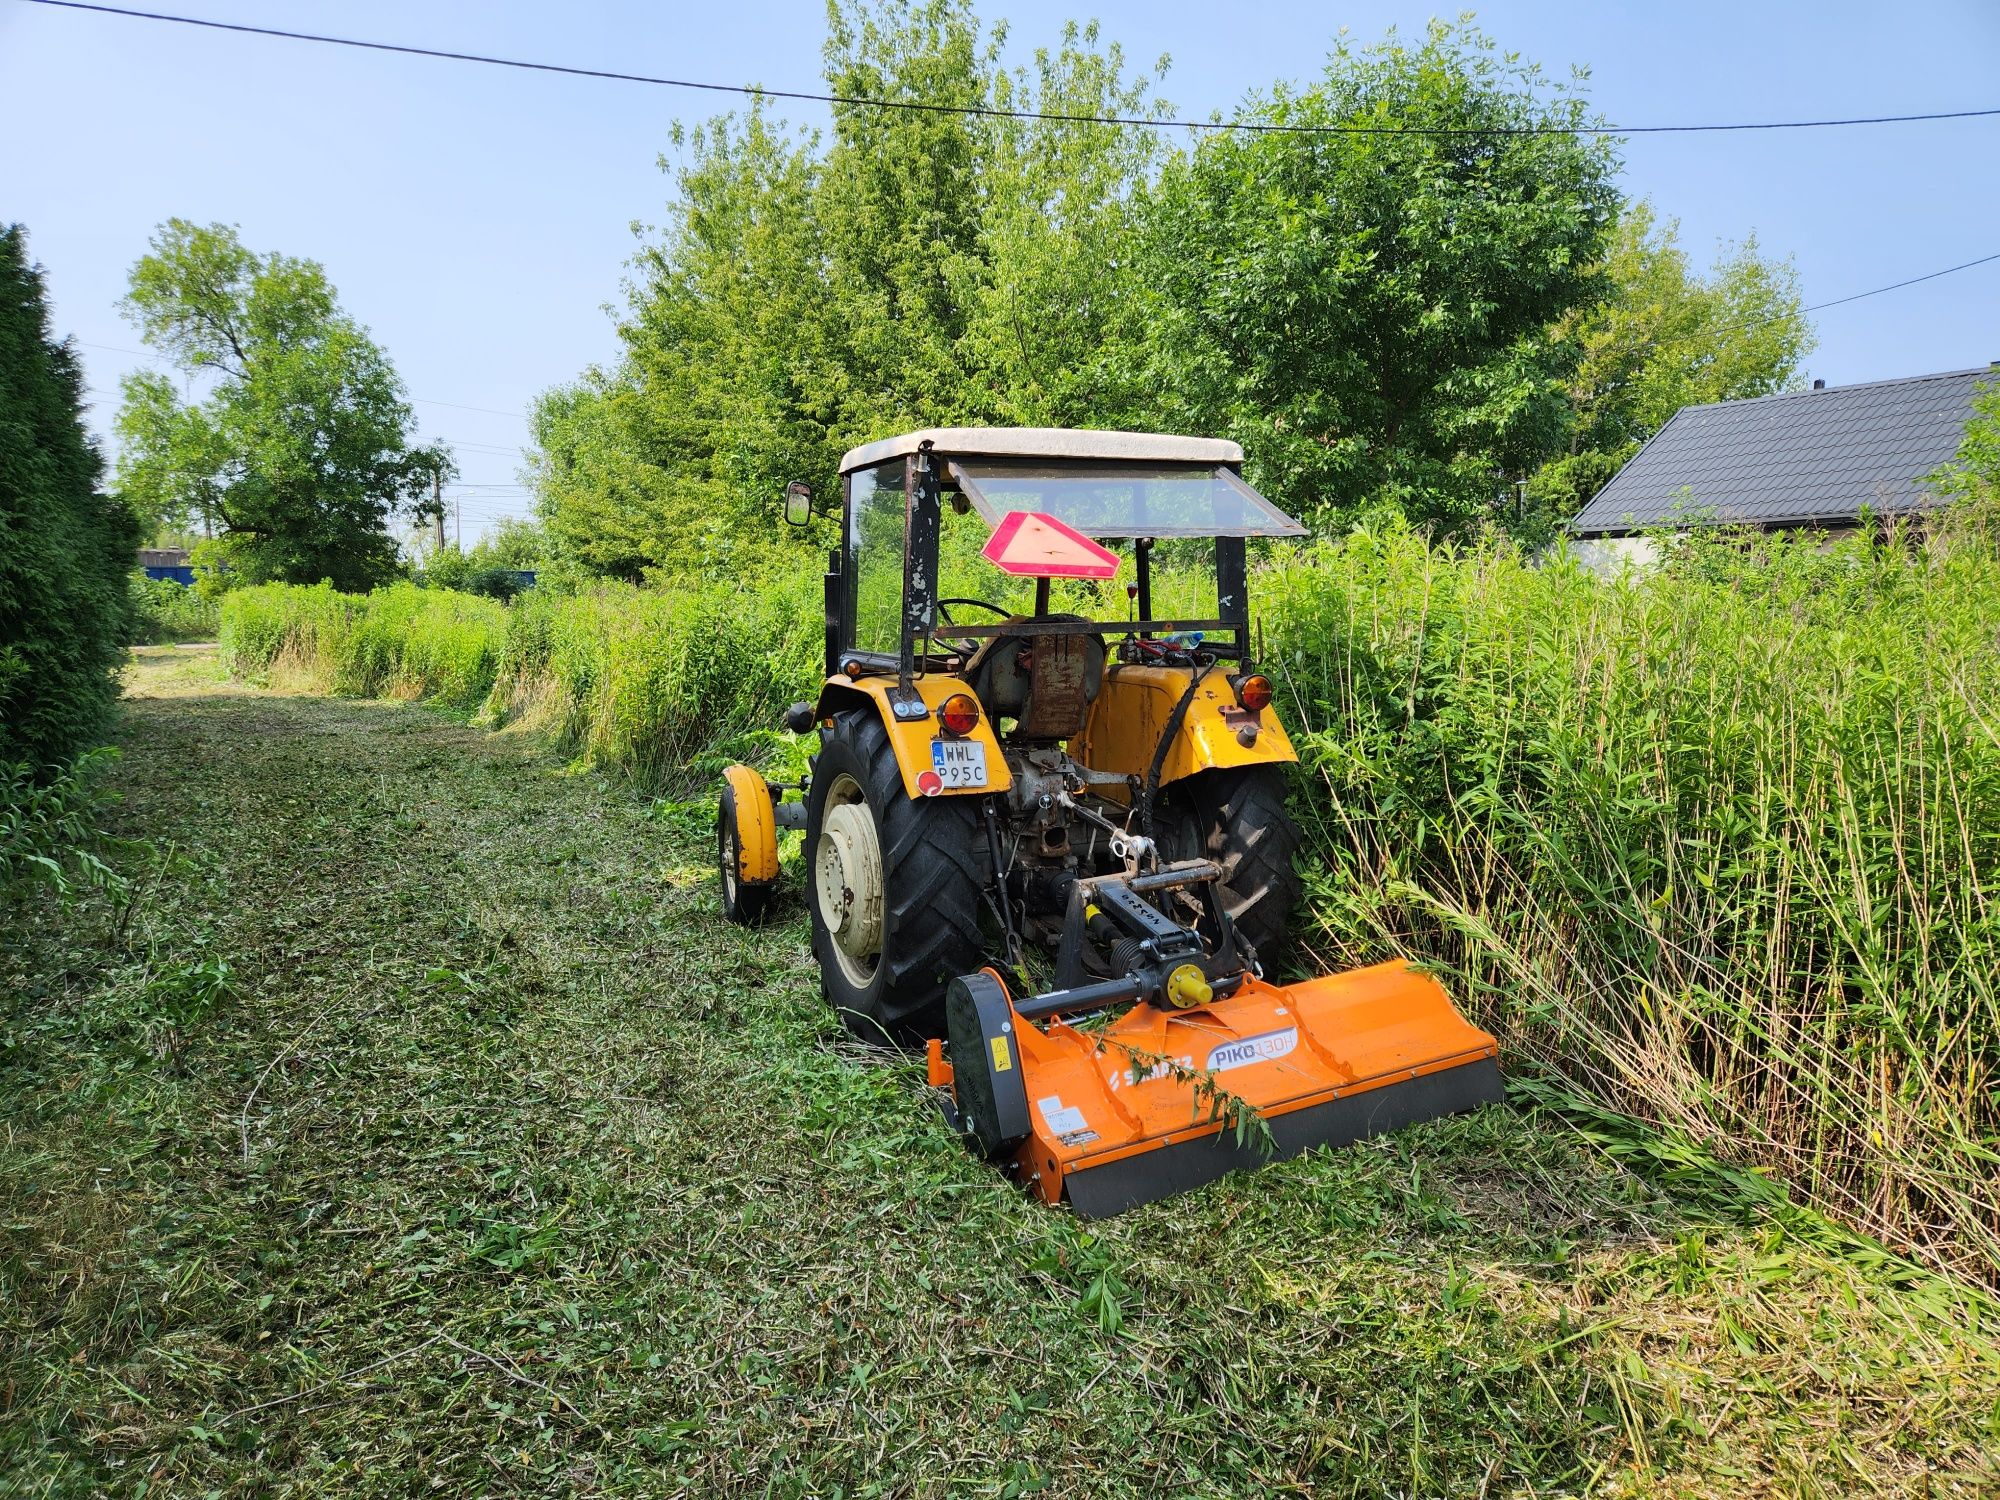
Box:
[410,394,528,422]
[25,0,2000,138]
[1709,248,2000,337]
[1800,249,2000,316]
[69,339,529,428]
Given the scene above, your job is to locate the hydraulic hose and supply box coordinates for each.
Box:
[1138,657,1216,843]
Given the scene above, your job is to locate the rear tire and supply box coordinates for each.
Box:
[806,710,984,1047]
[1162,765,1301,963]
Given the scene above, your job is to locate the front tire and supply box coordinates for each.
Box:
[717,781,775,926]
[806,711,984,1046]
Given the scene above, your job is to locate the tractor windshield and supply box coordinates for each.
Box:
[840,449,1296,665]
[950,461,1306,539]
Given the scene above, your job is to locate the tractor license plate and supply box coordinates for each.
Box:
[930,737,988,789]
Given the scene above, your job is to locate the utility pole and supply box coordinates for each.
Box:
[455,494,461,550]
[432,467,445,555]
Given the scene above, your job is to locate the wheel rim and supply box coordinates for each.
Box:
[718,812,739,905]
[814,771,883,988]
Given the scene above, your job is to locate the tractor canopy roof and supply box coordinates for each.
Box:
[839,427,1305,540]
[838,427,1242,472]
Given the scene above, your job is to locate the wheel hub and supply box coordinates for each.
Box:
[816,796,883,965]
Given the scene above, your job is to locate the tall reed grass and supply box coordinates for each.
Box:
[126,575,221,645]
[220,573,823,792]
[486,575,821,790]
[1263,519,2000,1281]
[220,582,506,711]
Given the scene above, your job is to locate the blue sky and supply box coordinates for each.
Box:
[4,0,1997,541]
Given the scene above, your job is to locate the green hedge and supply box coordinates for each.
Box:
[0,226,139,768]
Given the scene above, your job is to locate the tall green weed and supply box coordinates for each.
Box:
[489,573,821,790]
[1,748,126,898]
[221,573,823,794]
[220,582,505,711]
[126,574,220,644]
[1263,519,2000,1281]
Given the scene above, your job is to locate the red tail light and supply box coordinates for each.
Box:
[1233,673,1273,713]
[939,693,981,737]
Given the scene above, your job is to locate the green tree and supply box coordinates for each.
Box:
[531,0,1167,579]
[0,224,140,768]
[114,220,451,592]
[1137,19,1621,531]
[1530,200,1812,521]
[1931,378,2000,541]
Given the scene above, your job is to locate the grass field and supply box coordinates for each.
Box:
[3,648,1997,1497]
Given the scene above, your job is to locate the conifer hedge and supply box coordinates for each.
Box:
[0,225,138,769]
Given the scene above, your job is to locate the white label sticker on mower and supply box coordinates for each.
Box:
[929,737,988,789]
[1206,1026,1298,1074]
[1037,1095,1089,1136]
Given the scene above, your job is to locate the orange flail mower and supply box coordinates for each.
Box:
[929,955,1500,1216]
[719,429,1502,1215]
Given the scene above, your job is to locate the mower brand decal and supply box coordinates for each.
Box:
[989,1036,1012,1074]
[1110,1054,1191,1089]
[1037,1095,1089,1137]
[1206,1027,1298,1074]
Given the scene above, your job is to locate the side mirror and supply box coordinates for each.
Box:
[783,481,813,527]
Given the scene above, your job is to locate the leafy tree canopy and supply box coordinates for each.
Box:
[0,224,139,768]
[1139,19,1622,532]
[115,220,451,593]
[532,0,1167,578]
[1528,200,1812,525]
[535,7,1810,569]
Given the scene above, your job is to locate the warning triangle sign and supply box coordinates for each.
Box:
[980,510,1121,580]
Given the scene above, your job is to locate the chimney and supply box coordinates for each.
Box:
[1812,379,1826,390]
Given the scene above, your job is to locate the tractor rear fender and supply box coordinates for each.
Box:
[811,676,1013,800]
[1070,664,1296,793]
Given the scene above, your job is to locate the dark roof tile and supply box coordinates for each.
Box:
[1570,368,1990,536]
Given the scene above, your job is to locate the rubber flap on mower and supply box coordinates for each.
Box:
[1062,1053,1504,1217]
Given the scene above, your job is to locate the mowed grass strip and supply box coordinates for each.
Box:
[1,649,1995,1498]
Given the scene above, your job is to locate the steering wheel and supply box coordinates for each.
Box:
[936,597,1014,627]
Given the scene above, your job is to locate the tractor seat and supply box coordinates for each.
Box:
[964,615,1106,741]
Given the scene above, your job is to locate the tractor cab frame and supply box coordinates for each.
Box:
[820,428,1307,692]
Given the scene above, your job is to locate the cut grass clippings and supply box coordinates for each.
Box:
[2,647,1995,1497]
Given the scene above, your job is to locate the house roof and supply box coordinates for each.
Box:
[839,427,1242,475]
[1569,366,1992,538]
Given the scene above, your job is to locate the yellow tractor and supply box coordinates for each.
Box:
[719,429,1499,1214]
